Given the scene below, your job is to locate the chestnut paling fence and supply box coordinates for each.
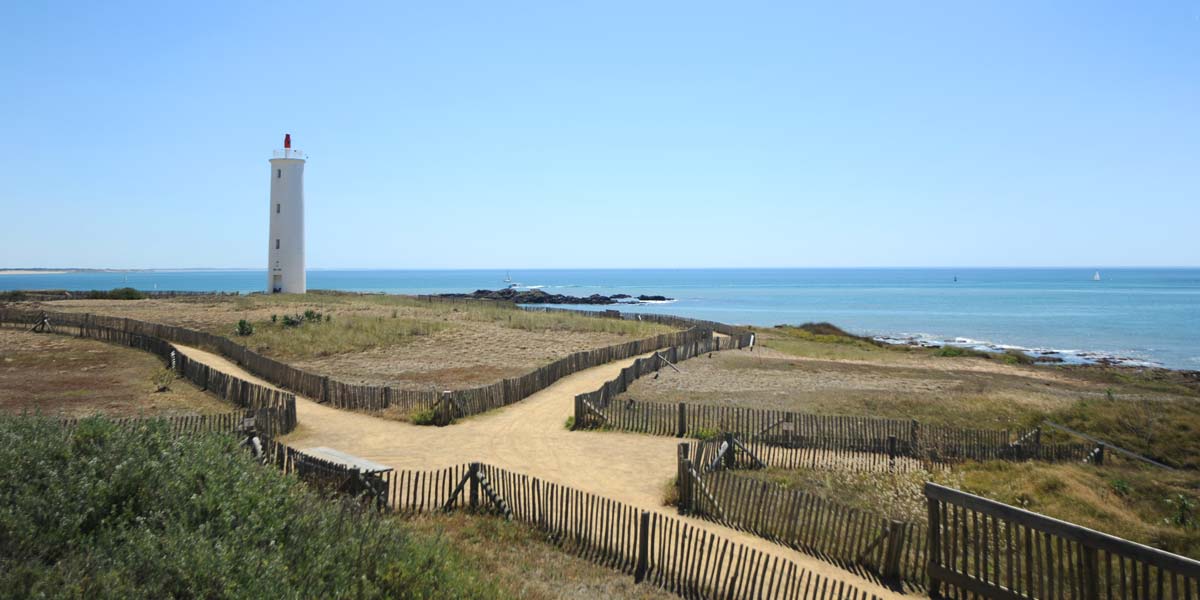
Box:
[0,309,297,437]
[571,339,1094,468]
[678,439,931,591]
[1,305,752,422]
[260,435,886,600]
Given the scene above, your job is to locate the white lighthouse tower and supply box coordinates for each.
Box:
[267,133,306,294]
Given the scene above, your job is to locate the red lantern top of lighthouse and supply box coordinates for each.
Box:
[273,133,305,160]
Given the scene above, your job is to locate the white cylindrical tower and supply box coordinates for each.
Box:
[267,134,306,294]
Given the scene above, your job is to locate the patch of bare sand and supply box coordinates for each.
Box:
[171,343,905,599]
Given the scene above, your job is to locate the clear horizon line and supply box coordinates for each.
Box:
[5,265,1200,271]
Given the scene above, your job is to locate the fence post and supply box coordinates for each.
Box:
[723,432,736,470]
[383,387,392,409]
[440,390,454,425]
[677,444,690,514]
[1033,426,1042,450]
[469,462,480,510]
[910,419,919,454]
[676,402,687,438]
[887,435,897,464]
[635,510,650,583]
[321,376,331,404]
[1095,443,1105,466]
[882,519,906,584]
[927,493,942,598]
[572,396,581,430]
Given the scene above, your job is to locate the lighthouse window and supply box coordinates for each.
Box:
[276,203,280,214]
[275,239,280,250]
[276,169,281,179]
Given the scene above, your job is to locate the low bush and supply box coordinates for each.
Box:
[235,319,254,336]
[410,408,439,426]
[0,416,498,599]
[151,366,175,392]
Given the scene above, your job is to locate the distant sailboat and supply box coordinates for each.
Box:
[1093,271,1101,281]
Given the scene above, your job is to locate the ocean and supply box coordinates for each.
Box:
[3,268,1198,370]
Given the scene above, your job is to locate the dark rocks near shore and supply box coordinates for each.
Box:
[438,288,673,305]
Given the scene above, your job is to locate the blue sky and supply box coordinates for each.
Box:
[1,2,1197,269]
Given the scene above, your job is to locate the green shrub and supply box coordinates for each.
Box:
[410,408,439,426]
[692,427,719,441]
[235,319,254,336]
[151,367,175,392]
[88,287,147,300]
[563,416,575,430]
[0,416,497,599]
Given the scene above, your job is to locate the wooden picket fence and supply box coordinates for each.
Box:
[576,374,1093,467]
[256,433,883,600]
[926,482,1200,600]
[0,307,750,423]
[678,441,929,591]
[54,411,249,436]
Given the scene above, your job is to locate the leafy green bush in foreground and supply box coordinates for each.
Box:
[0,417,499,599]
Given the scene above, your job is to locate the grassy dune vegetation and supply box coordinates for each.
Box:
[0,417,498,599]
[0,417,670,599]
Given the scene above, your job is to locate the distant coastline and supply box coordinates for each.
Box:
[0,269,71,276]
[1,268,1197,369]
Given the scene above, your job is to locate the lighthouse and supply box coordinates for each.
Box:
[267,134,306,294]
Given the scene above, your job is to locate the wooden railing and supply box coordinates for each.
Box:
[926,482,1200,600]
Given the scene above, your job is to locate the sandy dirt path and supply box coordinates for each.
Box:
[173,343,907,599]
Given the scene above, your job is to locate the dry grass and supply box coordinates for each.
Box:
[0,327,229,417]
[404,512,677,599]
[624,326,1200,467]
[24,293,678,389]
[246,314,448,359]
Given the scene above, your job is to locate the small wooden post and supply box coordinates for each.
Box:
[469,462,480,510]
[321,376,331,404]
[676,402,687,438]
[887,435,898,462]
[635,510,650,583]
[882,519,906,584]
[910,419,920,453]
[1033,426,1042,449]
[383,387,392,409]
[723,432,736,470]
[677,444,690,514]
[440,390,453,425]
[1095,443,1106,466]
[927,493,942,598]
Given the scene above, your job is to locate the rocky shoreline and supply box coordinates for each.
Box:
[437,288,673,305]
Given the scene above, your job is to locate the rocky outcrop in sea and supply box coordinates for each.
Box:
[437,288,673,305]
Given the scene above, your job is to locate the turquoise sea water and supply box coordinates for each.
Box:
[3,268,1198,370]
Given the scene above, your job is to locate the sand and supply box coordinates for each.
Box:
[172,343,906,598]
